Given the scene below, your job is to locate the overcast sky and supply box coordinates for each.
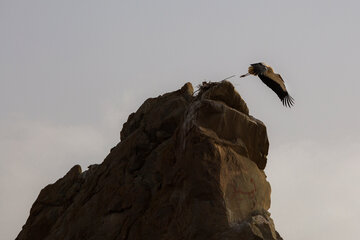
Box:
[1,1,360,239]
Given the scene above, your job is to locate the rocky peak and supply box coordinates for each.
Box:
[17,81,282,240]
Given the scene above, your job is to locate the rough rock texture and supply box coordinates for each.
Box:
[17,81,282,240]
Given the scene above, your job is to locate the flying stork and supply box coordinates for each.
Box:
[240,62,294,107]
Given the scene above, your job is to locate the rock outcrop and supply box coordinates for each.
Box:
[17,81,282,240]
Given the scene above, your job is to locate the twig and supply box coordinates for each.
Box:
[221,75,236,81]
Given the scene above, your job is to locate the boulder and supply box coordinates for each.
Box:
[17,81,281,240]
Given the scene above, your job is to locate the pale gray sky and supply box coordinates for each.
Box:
[1,1,360,239]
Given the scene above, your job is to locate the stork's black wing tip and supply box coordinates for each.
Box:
[282,95,295,108]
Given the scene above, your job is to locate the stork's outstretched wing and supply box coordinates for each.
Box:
[258,74,294,107]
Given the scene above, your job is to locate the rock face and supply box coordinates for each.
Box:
[17,81,282,240]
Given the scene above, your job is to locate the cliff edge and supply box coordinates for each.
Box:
[17,81,282,240]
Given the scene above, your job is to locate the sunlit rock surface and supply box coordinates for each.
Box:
[17,81,282,240]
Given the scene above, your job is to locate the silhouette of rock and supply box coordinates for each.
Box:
[17,81,282,240]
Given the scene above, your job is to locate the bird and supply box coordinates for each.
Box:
[240,62,294,107]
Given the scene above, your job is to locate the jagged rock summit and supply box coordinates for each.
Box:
[17,81,282,240]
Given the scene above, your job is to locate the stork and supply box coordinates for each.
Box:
[240,62,294,107]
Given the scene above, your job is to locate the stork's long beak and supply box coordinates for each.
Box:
[240,73,250,78]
